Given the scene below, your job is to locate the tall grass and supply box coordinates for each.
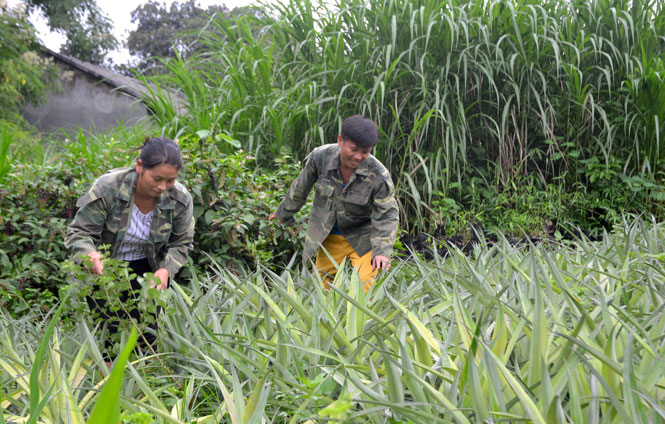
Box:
[2,217,664,422]
[136,0,665,231]
[0,123,12,184]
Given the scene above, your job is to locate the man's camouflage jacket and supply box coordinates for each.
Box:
[275,144,399,260]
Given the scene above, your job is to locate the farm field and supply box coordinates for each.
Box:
[2,0,665,421]
[2,219,665,422]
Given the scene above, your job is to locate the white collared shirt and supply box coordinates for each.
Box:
[113,204,153,261]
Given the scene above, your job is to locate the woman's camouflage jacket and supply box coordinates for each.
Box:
[65,167,195,277]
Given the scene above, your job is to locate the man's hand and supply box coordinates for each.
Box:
[151,268,170,290]
[269,212,299,238]
[371,255,391,272]
[86,250,104,275]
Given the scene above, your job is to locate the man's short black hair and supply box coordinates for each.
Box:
[341,115,378,148]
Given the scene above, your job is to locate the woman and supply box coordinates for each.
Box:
[65,137,194,354]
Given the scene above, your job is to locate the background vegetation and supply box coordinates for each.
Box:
[138,0,665,236]
[126,0,251,75]
[22,0,118,64]
[2,0,665,421]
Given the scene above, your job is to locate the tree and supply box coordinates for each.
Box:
[0,2,57,124]
[127,0,230,74]
[25,0,118,65]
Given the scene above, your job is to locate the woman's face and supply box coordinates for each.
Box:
[135,160,179,198]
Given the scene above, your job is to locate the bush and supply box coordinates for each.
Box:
[0,162,83,314]
[176,131,310,268]
[0,129,310,314]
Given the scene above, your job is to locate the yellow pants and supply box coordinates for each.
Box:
[315,234,377,293]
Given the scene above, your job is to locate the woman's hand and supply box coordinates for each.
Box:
[152,268,170,290]
[86,250,104,275]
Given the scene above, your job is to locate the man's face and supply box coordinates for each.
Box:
[337,136,372,171]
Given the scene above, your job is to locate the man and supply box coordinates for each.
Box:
[271,115,399,292]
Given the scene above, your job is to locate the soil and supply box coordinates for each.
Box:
[398,219,600,259]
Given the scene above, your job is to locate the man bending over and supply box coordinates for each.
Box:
[271,115,399,292]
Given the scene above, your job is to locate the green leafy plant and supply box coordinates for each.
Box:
[181,135,309,267]
[0,3,58,123]
[61,250,171,357]
[87,328,137,424]
[0,123,12,184]
[3,217,665,422]
[0,125,309,313]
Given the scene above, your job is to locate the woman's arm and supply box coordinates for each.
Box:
[65,194,108,263]
[157,195,195,279]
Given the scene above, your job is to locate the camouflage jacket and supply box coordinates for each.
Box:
[275,144,399,260]
[65,168,195,278]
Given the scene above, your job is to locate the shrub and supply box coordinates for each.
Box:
[180,132,310,268]
[0,128,310,313]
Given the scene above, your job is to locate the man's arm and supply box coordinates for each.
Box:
[370,178,399,266]
[274,153,319,225]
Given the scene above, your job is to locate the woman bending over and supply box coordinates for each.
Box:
[65,137,194,353]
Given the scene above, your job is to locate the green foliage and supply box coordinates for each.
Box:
[60,252,170,356]
[27,296,65,424]
[0,125,309,312]
[2,218,665,422]
[6,0,665,420]
[0,2,58,124]
[138,12,295,162]
[127,0,231,74]
[452,175,579,238]
[25,0,118,64]
[0,304,139,423]
[138,0,665,234]
[180,132,309,267]
[0,124,11,184]
[577,154,665,226]
[0,128,143,314]
[0,162,80,314]
[87,328,137,424]
[0,2,58,179]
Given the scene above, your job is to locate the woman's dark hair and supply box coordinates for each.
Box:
[341,115,379,148]
[139,137,183,170]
